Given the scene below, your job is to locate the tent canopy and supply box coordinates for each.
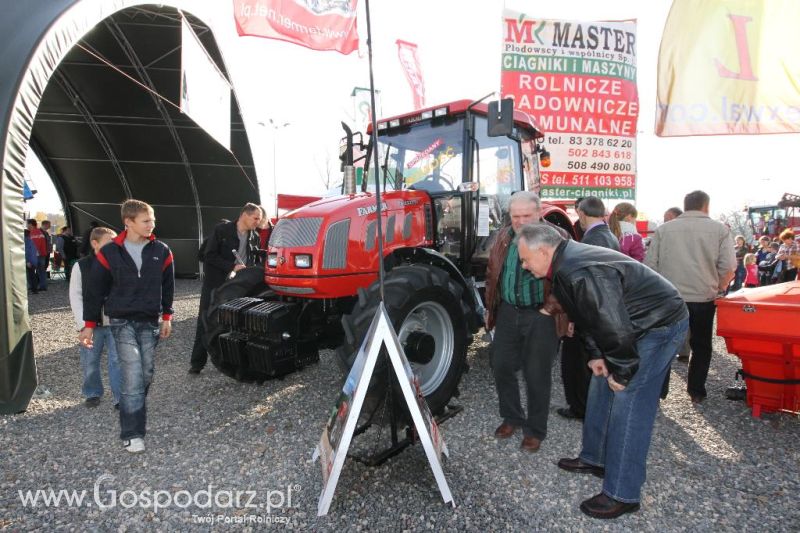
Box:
[31,4,258,276]
[0,0,260,413]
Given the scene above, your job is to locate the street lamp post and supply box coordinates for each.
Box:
[269,119,290,215]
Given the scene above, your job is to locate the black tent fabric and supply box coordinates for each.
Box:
[0,0,260,414]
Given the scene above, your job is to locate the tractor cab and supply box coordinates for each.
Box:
[350,98,551,277]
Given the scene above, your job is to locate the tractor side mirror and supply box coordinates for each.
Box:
[487,98,514,137]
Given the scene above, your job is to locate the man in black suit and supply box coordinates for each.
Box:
[558,197,620,421]
[576,197,620,251]
[189,203,263,374]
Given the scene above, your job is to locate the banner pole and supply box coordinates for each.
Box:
[364,0,385,301]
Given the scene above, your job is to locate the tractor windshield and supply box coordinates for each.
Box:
[371,115,524,199]
[374,119,464,193]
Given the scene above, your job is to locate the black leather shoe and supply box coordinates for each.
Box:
[557,457,604,478]
[689,393,705,404]
[188,367,202,375]
[85,397,101,408]
[557,407,584,420]
[580,493,640,519]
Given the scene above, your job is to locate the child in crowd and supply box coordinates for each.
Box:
[608,202,645,261]
[743,253,759,288]
[758,242,781,285]
[79,200,174,454]
[69,227,121,408]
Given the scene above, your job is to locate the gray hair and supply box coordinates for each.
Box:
[515,223,564,250]
[508,190,541,210]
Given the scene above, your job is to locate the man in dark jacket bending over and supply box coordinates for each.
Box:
[189,203,263,374]
[516,223,688,520]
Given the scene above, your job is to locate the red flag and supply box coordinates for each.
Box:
[234,0,359,55]
[396,40,425,109]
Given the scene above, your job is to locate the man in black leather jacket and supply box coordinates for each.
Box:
[516,223,688,520]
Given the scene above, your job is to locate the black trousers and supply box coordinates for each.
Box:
[190,282,215,369]
[686,301,716,398]
[560,335,592,417]
[490,301,559,440]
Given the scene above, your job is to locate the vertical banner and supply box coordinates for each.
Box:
[656,0,800,136]
[396,40,426,110]
[501,11,638,201]
[233,0,359,55]
[181,17,231,151]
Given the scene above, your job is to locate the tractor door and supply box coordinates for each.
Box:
[470,116,526,267]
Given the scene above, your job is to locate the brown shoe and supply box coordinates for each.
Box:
[580,493,640,519]
[494,422,517,439]
[520,436,541,452]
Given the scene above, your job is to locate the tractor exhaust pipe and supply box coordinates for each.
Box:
[343,165,357,196]
[340,122,357,195]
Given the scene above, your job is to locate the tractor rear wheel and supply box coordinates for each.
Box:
[204,266,273,381]
[337,263,470,421]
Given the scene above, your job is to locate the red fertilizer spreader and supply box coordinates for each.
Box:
[716,281,800,418]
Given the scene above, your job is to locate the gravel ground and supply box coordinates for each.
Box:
[2,278,798,532]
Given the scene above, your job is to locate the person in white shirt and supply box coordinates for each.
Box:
[69,227,120,408]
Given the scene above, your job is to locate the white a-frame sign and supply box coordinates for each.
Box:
[313,302,454,516]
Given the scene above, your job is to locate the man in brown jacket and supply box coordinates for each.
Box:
[484,191,569,452]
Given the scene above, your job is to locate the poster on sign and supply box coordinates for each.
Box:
[313,303,454,516]
[180,16,231,151]
[500,11,638,201]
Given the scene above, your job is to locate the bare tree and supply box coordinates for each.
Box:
[720,209,753,242]
[314,149,338,191]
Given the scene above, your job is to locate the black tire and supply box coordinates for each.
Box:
[336,264,470,421]
[204,266,273,381]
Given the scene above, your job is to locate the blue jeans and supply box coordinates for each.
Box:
[109,318,160,440]
[580,317,689,503]
[80,326,121,403]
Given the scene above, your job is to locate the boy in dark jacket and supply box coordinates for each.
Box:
[79,200,174,454]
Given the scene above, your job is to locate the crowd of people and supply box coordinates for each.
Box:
[28,188,797,520]
[24,219,79,293]
[482,189,800,519]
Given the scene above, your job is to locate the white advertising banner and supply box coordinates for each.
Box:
[180,16,231,151]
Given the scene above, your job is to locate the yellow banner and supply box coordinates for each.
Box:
[656,0,800,136]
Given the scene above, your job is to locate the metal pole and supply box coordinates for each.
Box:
[365,0,385,301]
[272,132,277,214]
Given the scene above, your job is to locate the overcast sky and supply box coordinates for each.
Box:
[26,0,797,221]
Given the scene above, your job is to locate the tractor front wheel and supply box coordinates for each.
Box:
[337,263,470,421]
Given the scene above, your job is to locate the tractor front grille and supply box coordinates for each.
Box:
[323,218,350,269]
[269,217,323,248]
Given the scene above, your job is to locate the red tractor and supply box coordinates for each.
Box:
[206,98,575,418]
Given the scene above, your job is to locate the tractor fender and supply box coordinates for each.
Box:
[384,247,482,332]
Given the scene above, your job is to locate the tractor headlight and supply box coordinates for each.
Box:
[267,253,278,267]
[294,254,312,268]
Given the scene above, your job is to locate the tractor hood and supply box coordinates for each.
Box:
[266,190,433,299]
